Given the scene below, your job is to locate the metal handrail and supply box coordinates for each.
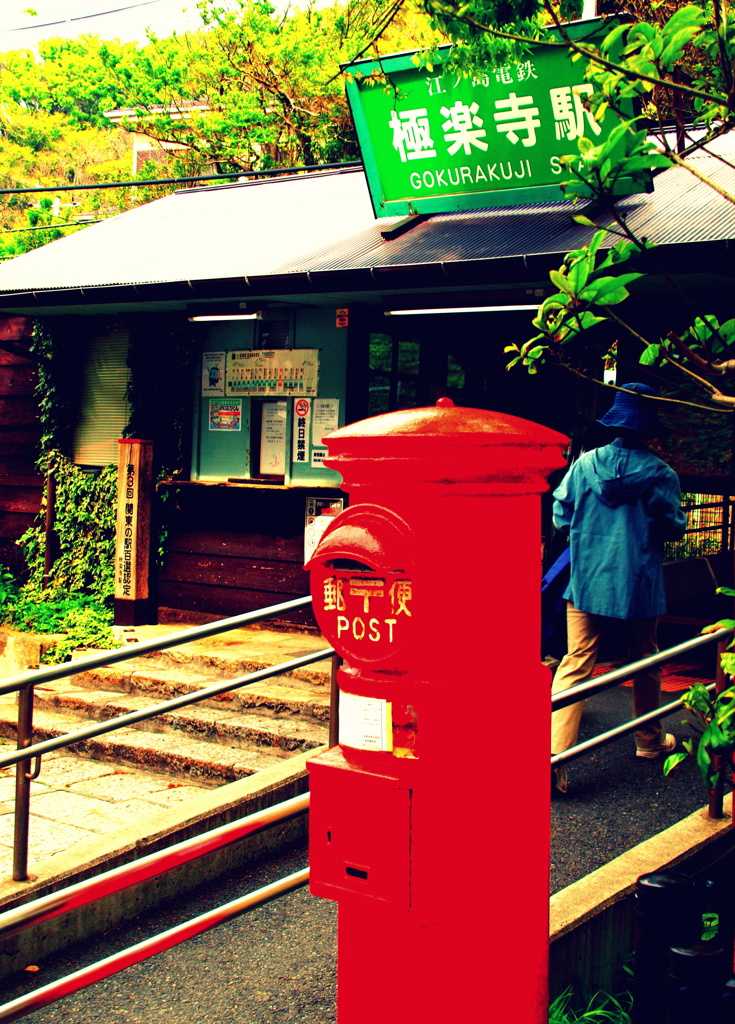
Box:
[0,793,309,939]
[0,646,334,771]
[550,627,732,711]
[551,626,734,817]
[0,869,310,1024]
[0,793,310,1024]
[0,594,331,880]
[551,686,718,768]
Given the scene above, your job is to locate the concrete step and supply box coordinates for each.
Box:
[69,662,331,722]
[0,703,292,784]
[1,624,333,787]
[106,626,334,688]
[31,680,327,753]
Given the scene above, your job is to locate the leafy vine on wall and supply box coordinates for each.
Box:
[19,314,196,601]
[20,452,118,601]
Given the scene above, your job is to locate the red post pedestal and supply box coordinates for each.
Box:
[306,399,568,1023]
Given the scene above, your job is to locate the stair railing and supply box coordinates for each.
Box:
[0,596,335,881]
[551,626,733,817]
[0,793,310,1024]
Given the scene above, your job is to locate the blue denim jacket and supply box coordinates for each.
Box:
[552,439,687,619]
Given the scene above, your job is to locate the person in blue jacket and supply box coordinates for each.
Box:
[551,383,687,794]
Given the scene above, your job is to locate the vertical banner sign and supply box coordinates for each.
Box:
[115,439,153,625]
[343,19,649,217]
[293,397,312,465]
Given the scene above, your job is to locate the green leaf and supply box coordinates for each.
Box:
[707,721,730,752]
[664,4,708,34]
[567,259,590,292]
[696,730,713,785]
[683,682,714,715]
[640,343,662,365]
[549,270,574,295]
[574,312,608,329]
[587,230,610,258]
[663,751,689,775]
[580,273,644,303]
[601,22,632,55]
[572,214,598,228]
[660,27,704,67]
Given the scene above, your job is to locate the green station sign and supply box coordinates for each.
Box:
[344,20,651,217]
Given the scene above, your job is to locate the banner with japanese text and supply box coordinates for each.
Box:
[343,20,650,216]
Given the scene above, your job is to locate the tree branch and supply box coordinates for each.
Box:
[423,0,731,108]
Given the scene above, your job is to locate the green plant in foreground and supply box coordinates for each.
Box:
[0,567,115,664]
[664,590,735,792]
[45,604,115,664]
[549,988,631,1023]
[0,566,20,619]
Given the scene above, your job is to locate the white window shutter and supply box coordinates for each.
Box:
[73,328,131,466]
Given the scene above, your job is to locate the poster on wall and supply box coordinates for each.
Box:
[304,496,344,563]
[260,401,287,475]
[209,398,242,431]
[292,397,312,465]
[201,352,225,396]
[311,397,339,467]
[226,349,319,396]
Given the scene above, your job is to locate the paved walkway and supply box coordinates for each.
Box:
[0,620,331,884]
[0,747,215,870]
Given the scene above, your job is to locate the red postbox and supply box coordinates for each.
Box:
[306,398,568,1023]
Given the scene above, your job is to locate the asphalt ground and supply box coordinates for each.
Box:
[549,678,732,893]
[0,658,730,1023]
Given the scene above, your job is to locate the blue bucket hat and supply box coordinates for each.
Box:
[597,383,663,436]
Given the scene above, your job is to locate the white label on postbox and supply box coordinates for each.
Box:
[339,691,393,752]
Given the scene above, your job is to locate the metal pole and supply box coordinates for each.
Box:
[13,685,34,882]
[0,793,309,938]
[708,639,732,821]
[0,868,310,1024]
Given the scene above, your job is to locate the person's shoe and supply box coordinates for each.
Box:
[636,733,676,759]
[552,765,568,794]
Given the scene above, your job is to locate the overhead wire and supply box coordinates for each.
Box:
[0,1,165,34]
[0,161,362,195]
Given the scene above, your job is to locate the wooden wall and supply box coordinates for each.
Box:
[155,483,344,629]
[0,318,43,574]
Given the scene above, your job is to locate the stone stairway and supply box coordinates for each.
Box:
[0,627,333,787]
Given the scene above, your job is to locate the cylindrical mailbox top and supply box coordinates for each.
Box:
[323,398,568,494]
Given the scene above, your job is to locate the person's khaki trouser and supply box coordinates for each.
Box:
[550,602,664,755]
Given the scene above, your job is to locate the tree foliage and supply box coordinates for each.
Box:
[0,2,442,258]
[420,0,734,411]
[99,0,442,171]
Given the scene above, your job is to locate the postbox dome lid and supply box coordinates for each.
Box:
[321,399,569,494]
[325,398,568,447]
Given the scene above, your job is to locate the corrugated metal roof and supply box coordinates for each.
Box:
[0,141,731,299]
[0,169,387,294]
[272,145,735,276]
